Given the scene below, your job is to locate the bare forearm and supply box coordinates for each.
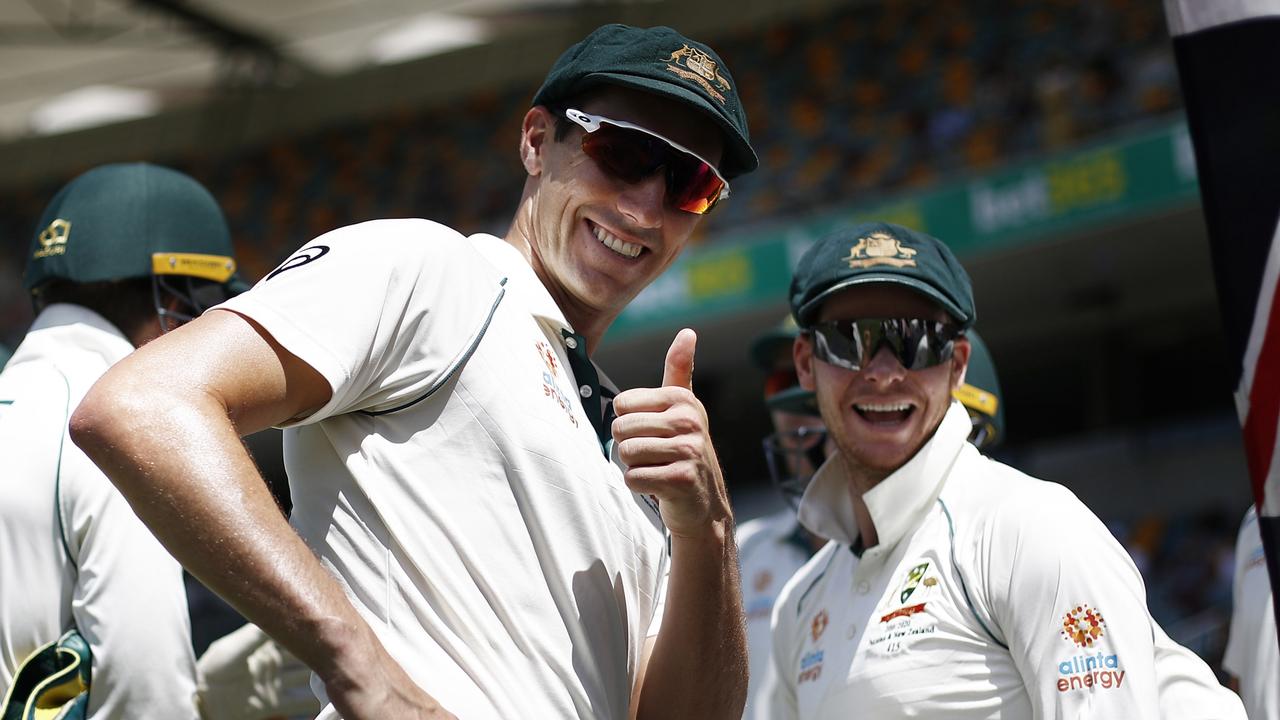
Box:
[71,375,373,687]
[636,520,748,720]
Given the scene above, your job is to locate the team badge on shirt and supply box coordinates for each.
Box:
[868,559,942,655]
[898,561,930,603]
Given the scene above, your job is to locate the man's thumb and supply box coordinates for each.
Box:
[662,328,696,390]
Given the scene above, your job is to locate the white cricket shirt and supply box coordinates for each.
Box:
[769,403,1242,719]
[736,510,814,720]
[219,220,668,720]
[1223,506,1279,719]
[0,304,198,718]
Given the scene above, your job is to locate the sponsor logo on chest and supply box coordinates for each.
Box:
[536,340,578,427]
[797,609,829,684]
[745,570,776,621]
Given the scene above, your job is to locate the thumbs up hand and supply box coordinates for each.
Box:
[611,329,733,538]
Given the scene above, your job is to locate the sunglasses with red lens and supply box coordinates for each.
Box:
[563,108,729,215]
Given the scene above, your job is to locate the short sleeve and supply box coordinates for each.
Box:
[217,219,507,423]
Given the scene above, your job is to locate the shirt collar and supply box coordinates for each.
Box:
[467,233,570,331]
[797,401,972,549]
[8,303,134,368]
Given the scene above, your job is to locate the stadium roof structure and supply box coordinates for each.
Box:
[0,0,856,144]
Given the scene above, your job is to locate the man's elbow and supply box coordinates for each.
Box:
[69,368,151,468]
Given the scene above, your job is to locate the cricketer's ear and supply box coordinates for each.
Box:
[949,336,971,393]
[519,106,555,177]
[795,331,817,392]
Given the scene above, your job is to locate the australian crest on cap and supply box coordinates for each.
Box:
[34,219,70,259]
[844,231,918,269]
[665,44,730,104]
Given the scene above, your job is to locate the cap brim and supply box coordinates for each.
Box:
[749,329,797,371]
[766,386,819,415]
[799,274,970,327]
[577,71,758,178]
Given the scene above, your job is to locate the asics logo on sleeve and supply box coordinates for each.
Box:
[266,245,331,280]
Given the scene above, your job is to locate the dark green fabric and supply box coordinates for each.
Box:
[790,221,975,329]
[765,385,818,415]
[532,23,757,179]
[750,316,816,415]
[748,315,801,372]
[23,163,241,293]
[560,330,615,457]
[1,629,91,720]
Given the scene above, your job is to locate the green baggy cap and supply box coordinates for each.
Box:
[790,222,975,329]
[24,162,243,294]
[532,23,757,179]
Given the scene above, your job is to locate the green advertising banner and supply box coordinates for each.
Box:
[608,117,1200,341]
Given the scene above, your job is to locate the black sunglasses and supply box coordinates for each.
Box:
[808,318,960,372]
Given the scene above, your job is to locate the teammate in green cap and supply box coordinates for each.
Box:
[743,322,1001,720]
[954,329,1003,451]
[72,24,758,720]
[766,221,1241,719]
[739,317,828,720]
[0,162,243,719]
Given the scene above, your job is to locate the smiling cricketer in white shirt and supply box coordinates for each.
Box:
[768,222,1242,719]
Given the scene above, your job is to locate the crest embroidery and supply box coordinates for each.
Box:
[665,45,730,104]
[843,231,918,269]
[898,562,930,604]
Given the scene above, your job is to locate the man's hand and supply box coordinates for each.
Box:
[611,328,732,538]
[322,642,457,720]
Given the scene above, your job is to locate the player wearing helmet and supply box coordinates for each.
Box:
[0,163,243,719]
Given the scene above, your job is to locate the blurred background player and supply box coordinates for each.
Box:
[0,163,243,718]
[738,317,827,720]
[953,330,1003,452]
[196,622,322,720]
[1223,506,1279,718]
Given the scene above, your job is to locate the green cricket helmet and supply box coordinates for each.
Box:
[24,162,245,330]
[953,329,1004,449]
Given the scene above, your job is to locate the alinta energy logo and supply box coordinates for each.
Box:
[1060,605,1105,648]
[798,608,829,684]
[1056,604,1125,693]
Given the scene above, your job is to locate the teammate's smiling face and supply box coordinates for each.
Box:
[517,86,724,336]
[795,284,970,487]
